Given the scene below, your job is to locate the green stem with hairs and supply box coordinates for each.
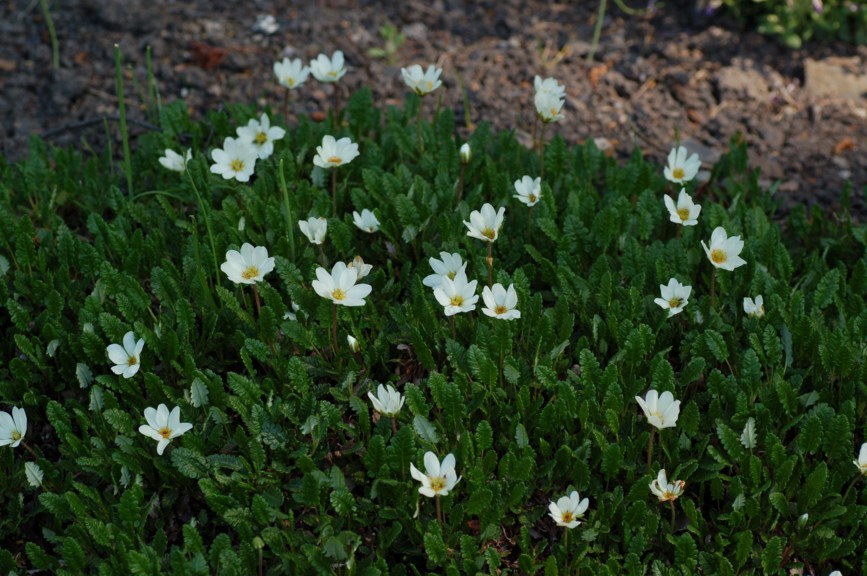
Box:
[277,159,296,262]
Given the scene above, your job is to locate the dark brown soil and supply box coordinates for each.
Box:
[1,0,865,218]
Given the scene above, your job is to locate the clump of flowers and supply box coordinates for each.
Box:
[138,404,193,455]
[548,490,589,528]
[0,406,27,448]
[663,189,701,226]
[210,136,257,182]
[513,175,542,207]
[220,243,275,285]
[158,148,191,172]
[481,283,520,320]
[107,331,145,379]
[236,113,285,160]
[654,278,692,318]
[664,145,701,184]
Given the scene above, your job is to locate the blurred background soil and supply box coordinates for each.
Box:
[1,0,865,218]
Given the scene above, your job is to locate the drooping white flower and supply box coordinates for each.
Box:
[460,143,471,163]
[854,443,867,476]
[635,389,680,430]
[298,217,328,245]
[649,469,685,502]
[535,90,565,123]
[107,332,145,379]
[236,113,286,160]
[220,243,275,285]
[743,295,765,318]
[664,146,701,184]
[401,64,443,96]
[352,209,380,233]
[310,50,346,83]
[347,255,372,279]
[313,135,359,169]
[513,175,542,207]
[0,406,27,448]
[274,57,310,90]
[464,203,506,243]
[701,226,747,271]
[423,252,466,289]
[663,189,701,226]
[312,261,372,307]
[138,404,193,456]
[410,452,461,498]
[433,270,478,316]
[158,148,191,172]
[534,75,566,99]
[210,136,257,182]
[482,283,520,320]
[653,278,692,318]
[367,384,405,417]
[548,490,589,529]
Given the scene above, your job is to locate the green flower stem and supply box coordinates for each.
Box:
[486,242,493,288]
[456,163,465,206]
[450,316,456,340]
[277,159,296,262]
[436,495,443,526]
[251,284,262,318]
[332,84,341,124]
[38,0,59,70]
[539,122,548,182]
[669,500,676,532]
[186,170,222,290]
[114,45,133,195]
[331,169,338,217]
[841,476,861,504]
[588,0,608,63]
[647,427,656,472]
[416,99,425,154]
[332,304,339,356]
[711,268,716,308]
[564,528,570,573]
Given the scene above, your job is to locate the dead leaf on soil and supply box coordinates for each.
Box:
[833,137,856,155]
[589,64,609,88]
[190,41,229,70]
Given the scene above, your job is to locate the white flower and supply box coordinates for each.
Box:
[649,469,685,502]
[513,175,542,207]
[367,384,405,417]
[347,335,360,352]
[663,189,701,226]
[107,331,145,379]
[482,283,520,320]
[535,90,565,123]
[854,443,867,475]
[236,113,285,160]
[410,452,461,498]
[299,217,328,245]
[653,278,692,318]
[464,203,505,243]
[274,57,310,90]
[548,491,589,529]
[423,252,466,289]
[347,255,372,279]
[701,226,747,271]
[828,572,842,576]
[24,461,44,487]
[0,406,27,448]
[352,209,380,233]
[138,404,193,456]
[283,302,301,321]
[743,295,765,318]
[312,261,372,307]
[210,136,257,182]
[460,143,471,163]
[220,243,275,285]
[433,270,478,316]
[310,50,346,83]
[635,389,681,430]
[158,148,191,172]
[534,75,566,99]
[313,135,359,169]
[401,64,443,96]
[664,146,701,184]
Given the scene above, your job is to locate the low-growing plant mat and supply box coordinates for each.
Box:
[0,79,866,574]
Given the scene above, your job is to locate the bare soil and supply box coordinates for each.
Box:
[1,0,865,219]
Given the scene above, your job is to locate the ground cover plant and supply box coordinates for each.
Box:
[0,49,866,575]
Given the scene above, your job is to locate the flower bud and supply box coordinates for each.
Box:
[347,335,360,352]
[460,143,471,164]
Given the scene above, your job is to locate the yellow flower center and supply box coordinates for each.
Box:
[327,70,338,78]
[677,207,690,221]
[672,167,685,180]
[528,194,537,203]
[447,271,457,280]
[332,288,346,301]
[668,298,682,309]
[327,156,343,165]
[710,249,727,264]
[482,227,496,240]
[429,476,447,493]
[127,355,137,366]
[230,159,245,172]
[242,266,260,280]
[450,295,464,307]
[495,305,508,315]
[287,77,295,88]
[159,427,172,440]
[561,511,574,524]
[255,132,267,145]
[425,81,433,92]
[11,431,21,441]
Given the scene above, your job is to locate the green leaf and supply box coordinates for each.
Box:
[761,536,785,574]
[813,268,839,309]
[413,414,439,444]
[172,447,211,479]
[515,423,529,449]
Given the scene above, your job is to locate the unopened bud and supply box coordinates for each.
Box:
[460,143,471,164]
[347,335,360,352]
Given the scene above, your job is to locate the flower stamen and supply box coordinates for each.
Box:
[710,249,726,264]
[672,167,685,180]
[241,266,260,280]
[677,207,690,221]
[332,288,346,301]
[230,159,245,172]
